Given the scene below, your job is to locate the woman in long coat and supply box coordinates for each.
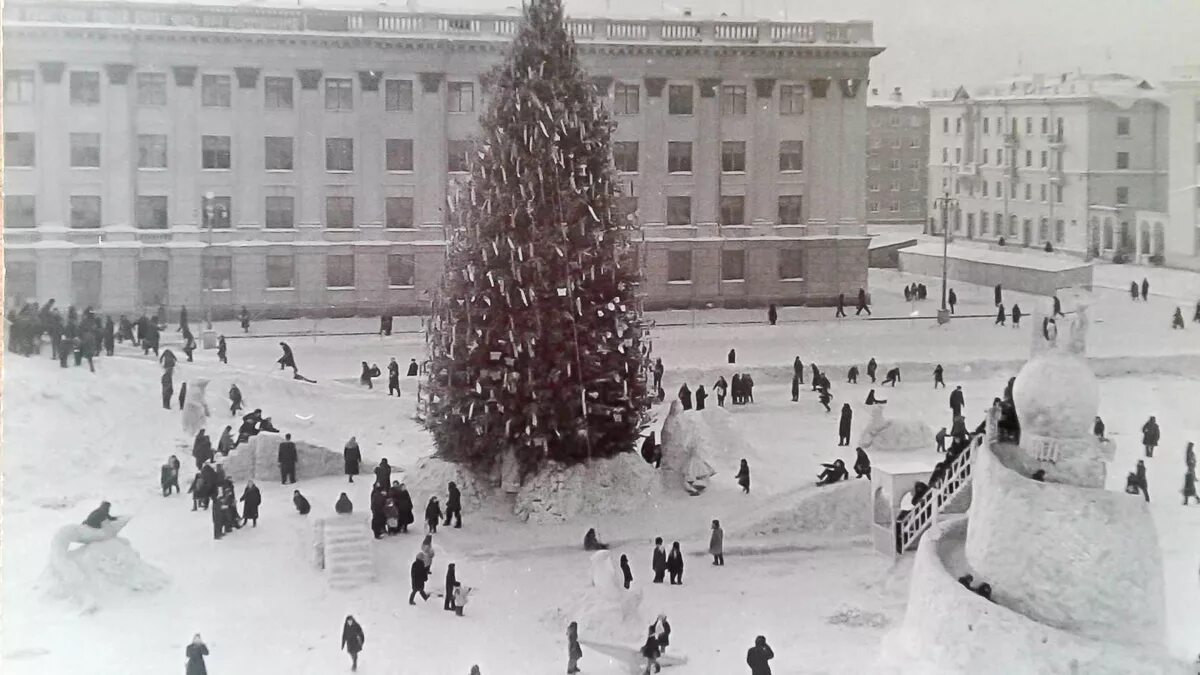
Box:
[736,459,751,494]
[343,437,362,483]
[186,634,209,675]
[709,519,724,566]
[393,482,414,532]
[838,404,853,446]
[340,615,365,671]
[239,480,261,527]
[666,542,684,585]
[425,496,442,533]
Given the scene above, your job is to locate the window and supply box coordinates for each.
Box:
[955,148,962,164]
[888,115,900,128]
[4,132,35,167]
[4,195,36,228]
[942,117,950,133]
[1041,117,1049,134]
[326,78,354,111]
[779,84,805,115]
[719,196,745,225]
[613,141,639,172]
[385,79,413,112]
[1055,219,1065,244]
[1038,218,1049,241]
[386,139,414,172]
[1040,184,1047,202]
[1116,186,1129,205]
[666,196,691,226]
[1116,151,1129,170]
[69,195,102,228]
[1055,185,1063,203]
[890,180,900,192]
[264,137,293,171]
[264,77,293,109]
[668,85,693,115]
[70,71,100,105]
[983,117,990,135]
[136,73,166,106]
[447,140,471,173]
[721,249,745,281]
[778,195,803,225]
[614,82,639,114]
[721,85,747,115]
[909,137,920,148]
[955,117,962,134]
[4,69,35,103]
[869,201,880,213]
[980,212,989,234]
[385,197,415,229]
[69,133,101,168]
[871,137,882,150]
[202,256,233,291]
[201,74,231,107]
[997,149,1003,165]
[908,158,921,170]
[447,82,474,113]
[265,196,295,229]
[666,250,692,282]
[1116,116,1130,137]
[721,141,746,172]
[1040,151,1048,168]
[387,254,416,287]
[266,255,295,288]
[326,138,354,172]
[778,249,803,279]
[667,142,692,173]
[201,135,231,169]
[773,140,803,172]
[982,149,989,165]
[1024,183,1032,200]
[868,181,879,192]
[941,148,949,163]
[138,134,167,169]
[134,196,168,229]
[982,182,989,197]
[1025,150,1032,167]
[201,196,231,229]
[325,196,355,228]
[1025,117,1033,134]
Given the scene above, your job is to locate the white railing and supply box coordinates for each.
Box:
[714,22,757,41]
[661,22,702,40]
[566,19,594,38]
[607,21,648,40]
[377,14,421,33]
[896,435,979,553]
[438,17,480,33]
[771,22,816,42]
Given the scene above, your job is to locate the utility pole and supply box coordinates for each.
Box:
[933,190,957,324]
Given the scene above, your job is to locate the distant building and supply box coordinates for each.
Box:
[1162,66,1200,270]
[923,73,1168,258]
[866,87,928,226]
[1,0,880,314]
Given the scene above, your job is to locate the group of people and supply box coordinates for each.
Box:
[1124,417,1197,505]
[6,300,116,371]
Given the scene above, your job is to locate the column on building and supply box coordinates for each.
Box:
[836,75,868,226]
[356,69,388,309]
[103,63,135,227]
[415,72,446,228]
[229,67,263,311]
[750,78,779,225]
[296,68,324,229]
[805,76,834,224]
[37,61,68,226]
[170,66,200,227]
[640,76,667,225]
[694,77,720,225]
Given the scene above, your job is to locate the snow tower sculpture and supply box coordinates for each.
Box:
[879,301,1189,674]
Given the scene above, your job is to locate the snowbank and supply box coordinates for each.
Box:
[42,519,169,613]
[402,454,496,512]
[220,431,343,482]
[742,479,871,537]
[514,453,662,524]
[857,405,932,453]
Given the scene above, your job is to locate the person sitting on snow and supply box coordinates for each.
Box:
[293,489,311,515]
[83,501,117,528]
[816,459,848,486]
[583,528,609,551]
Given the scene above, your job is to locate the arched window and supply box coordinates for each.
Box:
[1103,219,1114,249]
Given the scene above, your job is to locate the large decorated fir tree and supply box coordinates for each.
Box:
[424,0,650,476]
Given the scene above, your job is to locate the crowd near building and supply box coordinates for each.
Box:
[923,73,1170,259]
[1,0,879,314]
[865,86,928,226]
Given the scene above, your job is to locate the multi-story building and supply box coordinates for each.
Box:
[923,73,1168,258]
[1,0,880,315]
[1162,66,1200,270]
[866,87,928,226]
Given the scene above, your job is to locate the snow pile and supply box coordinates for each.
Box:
[514,453,661,524]
[221,431,344,482]
[742,479,871,537]
[42,519,169,613]
[181,378,210,438]
[547,551,650,643]
[403,455,495,511]
[857,406,932,453]
[659,402,735,495]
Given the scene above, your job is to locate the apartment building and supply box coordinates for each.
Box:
[866,87,928,226]
[1,0,881,314]
[1162,66,1200,270]
[923,73,1168,258]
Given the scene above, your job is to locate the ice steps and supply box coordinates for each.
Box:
[315,515,376,589]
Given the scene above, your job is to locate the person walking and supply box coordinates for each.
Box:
[867,357,877,384]
[239,306,250,333]
[444,563,459,612]
[1172,307,1185,329]
[229,384,244,417]
[341,616,365,671]
[444,481,462,528]
[240,480,261,527]
[387,358,401,396]
[736,459,751,494]
[1141,277,1149,301]
[727,348,736,364]
[746,635,775,675]
[186,634,209,675]
[695,385,708,411]
[1012,304,1023,328]
[856,287,871,316]
[344,437,361,483]
[1094,416,1106,440]
[1186,441,1196,473]
[1135,459,1150,502]
[709,519,724,566]
[847,365,859,384]
[948,288,957,314]
[567,621,584,674]
[1183,469,1198,506]
[950,386,965,419]
[713,376,728,407]
[677,383,692,411]
[791,374,800,403]
[995,304,1007,326]
[653,358,664,391]
[853,447,872,479]
[1142,416,1160,458]
[994,283,1002,307]
[409,553,431,604]
[651,537,667,584]
[425,496,442,533]
[838,404,853,446]
[1053,295,1065,318]
[216,335,228,364]
[278,434,298,485]
[933,364,946,389]
[835,293,847,318]
[666,542,684,585]
[374,458,392,487]
[767,303,777,326]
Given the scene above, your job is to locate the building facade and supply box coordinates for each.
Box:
[1162,66,1200,270]
[2,0,879,315]
[866,87,928,225]
[922,74,1168,259]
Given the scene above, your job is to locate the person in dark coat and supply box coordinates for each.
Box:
[83,501,117,528]
[239,306,250,333]
[445,481,463,528]
[178,305,189,334]
[407,358,419,376]
[277,341,297,373]
[216,426,234,456]
[1053,295,1065,317]
[641,432,662,467]
[335,492,354,514]
[293,489,311,515]
[1134,459,1150,502]
[835,292,846,318]
[620,554,633,589]
[1182,469,1198,506]
[217,336,227,364]
[102,316,115,356]
[425,496,442,533]
[730,374,743,405]
[933,365,945,389]
[369,485,388,538]
[1141,277,1149,301]
[394,482,415,532]
[747,635,774,675]
[1094,416,1106,439]
[278,434,298,484]
[854,447,872,479]
[182,330,196,362]
[374,458,392,487]
[186,634,209,675]
[817,459,848,485]
[994,283,1002,306]
[947,288,957,314]
[728,348,736,364]
[344,437,361,483]
[178,381,188,410]
[950,386,965,419]
[744,373,755,403]
[211,486,232,539]
[995,304,1007,326]
[192,429,214,469]
[651,537,667,583]
[240,480,261,527]
[640,629,662,673]
[360,362,380,389]
[409,553,431,604]
[677,383,693,411]
[229,383,244,416]
[791,375,800,403]
[713,376,728,407]
[1186,442,1196,473]
[736,459,751,493]
[161,369,174,410]
[695,385,708,411]
[666,542,684,584]
[793,356,804,383]
[865,389,887,405]
[847,365,859,384]
[380,313,393,337]
[767,303,777,326]
[567,621,584,674]
[161,456,180,497]
[443,563,459,611]
[160,347,178,372]
[867,357,878,383]
[387,358,401,396]
[341,616,365,671]
[1172,307,1185,329]
[583,528,608,551]
[1142,416,1160,458]
[1012,304,1023,327]
[652,358,665,391]
[835,404,854,446]
[883,367,901,387]
[818,387,832,412]
[856,287,871,315]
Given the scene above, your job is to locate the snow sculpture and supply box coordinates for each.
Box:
[181,378,211,438]
[43,517,168,613]
[563,551,649,641]
[658,401,721,495]
[857,405,931,453]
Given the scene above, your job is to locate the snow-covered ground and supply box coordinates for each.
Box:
[3,269,1199,674]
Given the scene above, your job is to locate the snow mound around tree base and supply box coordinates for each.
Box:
[43,520,169,613]
[857,406,932,453]
[742,478,871,537]
[544,551,652,643]
[402,455,495,512]
[221,432,343,482]
[514,453,661,524]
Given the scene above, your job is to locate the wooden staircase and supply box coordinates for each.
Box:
[896,435,980,554]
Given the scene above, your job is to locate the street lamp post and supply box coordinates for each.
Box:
[933,190,958,325]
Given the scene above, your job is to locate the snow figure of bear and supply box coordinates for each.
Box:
[181,378,211,438]
[43,517,169,613]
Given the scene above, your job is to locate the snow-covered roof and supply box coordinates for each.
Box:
[925,72,1166,109]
